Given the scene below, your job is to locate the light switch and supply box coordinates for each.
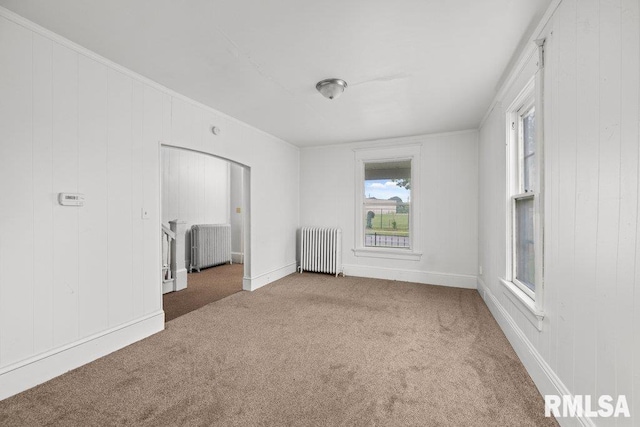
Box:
[141,208,150,219]
[236,207,241,214]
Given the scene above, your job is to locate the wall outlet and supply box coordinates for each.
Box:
[141,208,150,220]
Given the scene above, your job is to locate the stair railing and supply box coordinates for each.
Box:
[161,220,187,294]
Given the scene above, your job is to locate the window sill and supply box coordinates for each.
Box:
[499,278,544,331]
[352,248,422,261]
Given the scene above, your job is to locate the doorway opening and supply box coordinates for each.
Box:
[160,145,250,322]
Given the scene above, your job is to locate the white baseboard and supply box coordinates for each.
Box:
[162,280,174,294]
[342,264,477,289]
[476,278,594,427]
[0,310,165,401]
[243,262,297,291]
[231,252,244,264]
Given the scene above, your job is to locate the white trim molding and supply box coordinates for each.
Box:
[231,252,244,264]
[500,278,544,331]
[0,311,165,400]
[504,72,546,313]
[243,262,297,292]
[343,264,477,289]
[477,278,595,427]
[354,144,421,258]
[352,247,422,261]
[479,0,561,128]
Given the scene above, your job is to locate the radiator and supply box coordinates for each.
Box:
[190,224,232,272]
[299,227,342,277]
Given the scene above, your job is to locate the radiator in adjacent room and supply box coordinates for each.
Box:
[299,227,342,277]
[190,224,232,272]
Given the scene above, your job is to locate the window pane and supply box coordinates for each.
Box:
[364,161,410,248]
[522,108,536,192]
[515,197,535,292]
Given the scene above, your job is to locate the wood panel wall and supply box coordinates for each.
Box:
[478,0,639,423]
[0,18,164,367]
[161,146,230,268]
[0,10,300,376]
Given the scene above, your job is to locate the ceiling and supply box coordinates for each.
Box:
[0,0,551,147]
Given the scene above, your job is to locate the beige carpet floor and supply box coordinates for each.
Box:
[163,263,243,322]
[0,273,557,426]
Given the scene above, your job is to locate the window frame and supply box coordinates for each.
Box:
[353,145,422,261]
[505,77,544,309]
[510,92,537,300]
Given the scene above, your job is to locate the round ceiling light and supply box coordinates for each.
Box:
[316,78,348,100]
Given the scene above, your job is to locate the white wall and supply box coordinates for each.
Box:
[166,96,299,287]
[0,8,299,399]
[161,146,230,268]
[230,163,244,263]
[161,147,230,228]
[478,0,639,424]
[300,131,478,288]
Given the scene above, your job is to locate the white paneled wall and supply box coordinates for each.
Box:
[1,17,33,366]
[32,30,53,356]
[0,14,164,372]
[230,163,245,263]
[161,148,229,227]
[77,53,108,338]
[300,131,478,288]
[161,146,230,268]
[478,0,639,424]
[0,9,299,399]
[163,95,299,285]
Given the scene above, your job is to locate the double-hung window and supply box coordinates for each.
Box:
[500,39,546,332]
[507,79,542,302]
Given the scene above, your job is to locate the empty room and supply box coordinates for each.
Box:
[0,1,637,426]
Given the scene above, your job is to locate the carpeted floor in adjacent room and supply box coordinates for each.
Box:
[0,273,558,426]
[163,263,244,322]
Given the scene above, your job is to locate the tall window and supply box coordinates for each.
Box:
[354,145,421,261]
[508,81,540,300]
[363,160,411,248]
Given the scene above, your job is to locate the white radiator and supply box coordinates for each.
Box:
[299,227,342,277]
[190,224,232,272]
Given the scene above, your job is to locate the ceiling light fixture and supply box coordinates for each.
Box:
[316,78,347,100]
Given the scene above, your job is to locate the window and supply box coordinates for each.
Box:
[363,160,411,248]
[354,145,421,261]
[507,79,542,301]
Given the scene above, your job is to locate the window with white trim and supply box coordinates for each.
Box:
[363,160,411,248]
[507,79,542,301]
[354,145,421,261]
